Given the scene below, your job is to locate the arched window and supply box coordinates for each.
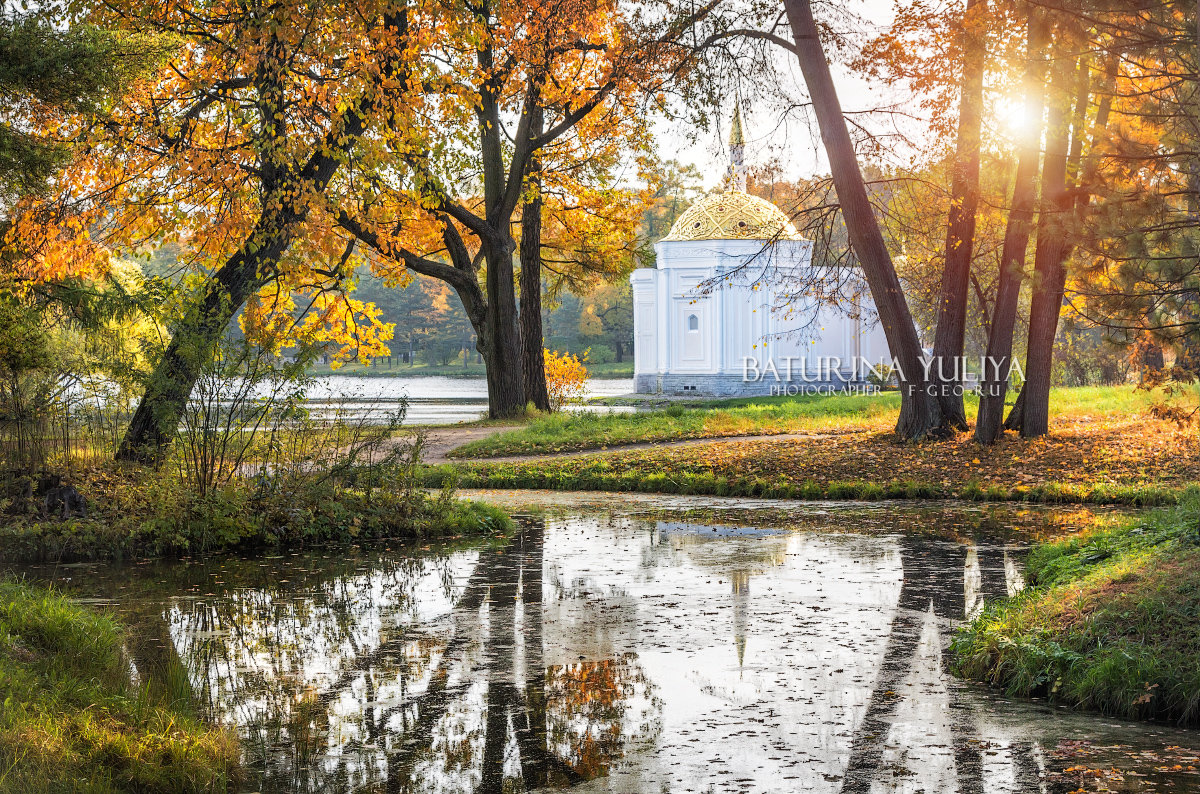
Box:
[687,314,699,332]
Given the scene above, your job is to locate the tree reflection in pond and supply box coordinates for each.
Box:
[147,523,654,794]
[542,656,662,784]
[11,502,1200,793]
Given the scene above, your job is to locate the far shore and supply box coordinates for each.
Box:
[306,361,634,379]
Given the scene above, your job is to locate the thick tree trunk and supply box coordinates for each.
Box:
[975,8,1050,445]
[930,0,988,433]
[483,244,527,418]
[437,274,522,417]
[519,105,552,412]
[476,22,526,419]
[117,248,270,464]
[1007,55,1083,437]
[116,7,410,465]
[784,0,943,440]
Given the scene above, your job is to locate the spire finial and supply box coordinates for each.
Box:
[727,106,747,191]
[730,106,745,148]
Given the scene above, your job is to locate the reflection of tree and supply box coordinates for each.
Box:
[124,602,192,705]
[457,522,660,793]
[131,551,470,792]
[132,519,664,794]
[839,536,1020,794]
[380,543,499,793]
[514,519,549,787]
[542,655,661,781]
[135,518,651,793]
[478,529,520,794]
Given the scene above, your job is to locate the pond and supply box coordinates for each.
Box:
[306,377,636,425]
[8,493,1199,793]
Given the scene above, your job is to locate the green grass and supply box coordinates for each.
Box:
[0,579,240,793]
[451,391,903,457]
[952,496,1200,724]
[425,463,1194,507]
[427,384,1198,506]
[450,385,1170,458]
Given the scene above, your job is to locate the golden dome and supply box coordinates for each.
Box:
[661,189,803,242]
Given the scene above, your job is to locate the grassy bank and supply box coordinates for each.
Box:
[450,390,902,457]
[0,468,512,563]
[426,463,1195,506]
[450,386,1168,458]
[0,579,240,793]
[427,387,1198,506]
[951,497,1200,724]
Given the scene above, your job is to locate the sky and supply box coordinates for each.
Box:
[658,0,918,190]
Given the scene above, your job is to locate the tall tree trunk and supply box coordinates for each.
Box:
[931,0,989,433]
[1007,54,1086,436]
[482,245,526,417]
[975,8,1051,445]
[1008,52,1115,431]
[116,246,271,463]
[116,6,410,465]
[520,104,552,412]
[477,15,526,418]
[784,0,943,440]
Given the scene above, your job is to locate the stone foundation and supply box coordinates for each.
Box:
[634,373,881,398]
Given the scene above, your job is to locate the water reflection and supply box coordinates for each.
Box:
[9,502,1200,793]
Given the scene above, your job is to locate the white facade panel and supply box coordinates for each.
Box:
[630,227,894,396]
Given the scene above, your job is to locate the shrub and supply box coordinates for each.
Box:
[585,343,616,364]
[544,348,589,411]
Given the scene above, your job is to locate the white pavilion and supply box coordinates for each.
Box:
[629,112,891,397]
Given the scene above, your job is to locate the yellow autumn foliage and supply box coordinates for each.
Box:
[544,349,588,411]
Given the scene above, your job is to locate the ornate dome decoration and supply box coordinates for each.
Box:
[661,189,804,242]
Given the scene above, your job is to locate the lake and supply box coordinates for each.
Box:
[9,492,1199,793]
[305,376,637,425]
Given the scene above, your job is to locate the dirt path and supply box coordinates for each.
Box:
[411,424,523,463]
[410,427,848,465]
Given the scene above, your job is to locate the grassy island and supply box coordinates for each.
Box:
[429,386,1199,507]
[0,466,511,564]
